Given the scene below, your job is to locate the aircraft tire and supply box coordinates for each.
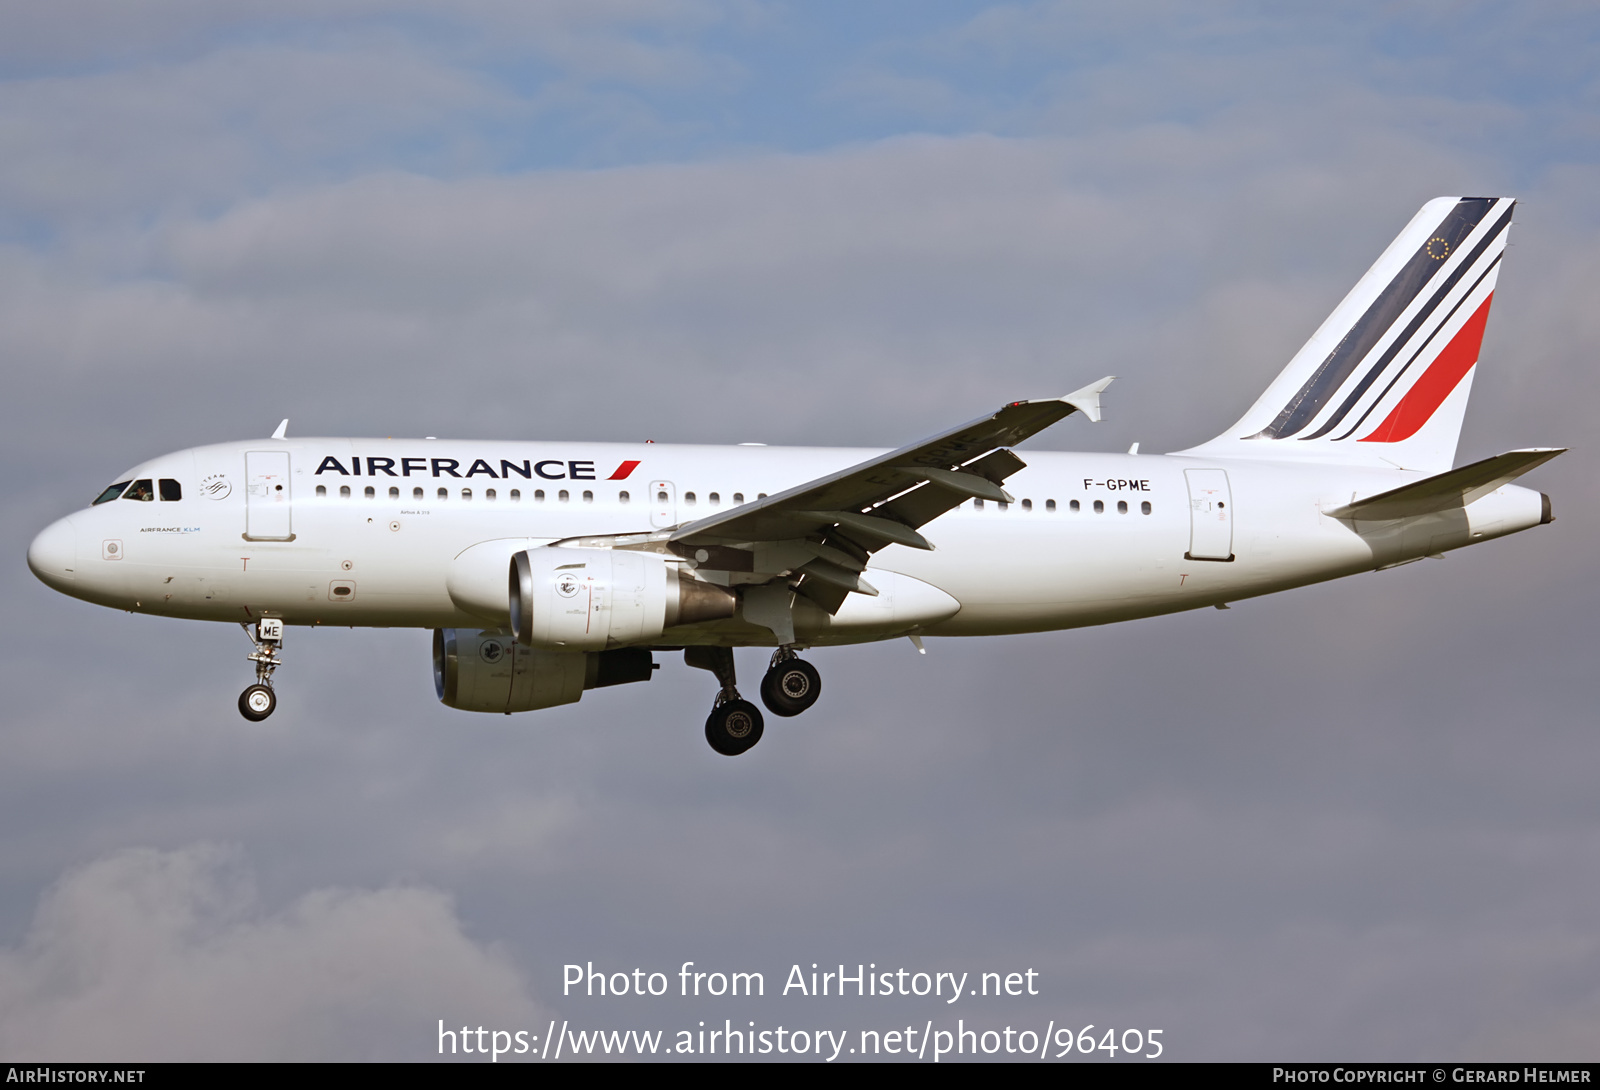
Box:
[705,699,764,756]
[760,658,821,717]
[239,684,276,721]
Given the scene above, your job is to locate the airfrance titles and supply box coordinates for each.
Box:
[314,457,641,481]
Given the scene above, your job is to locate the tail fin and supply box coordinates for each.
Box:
[1180,197,1516,472]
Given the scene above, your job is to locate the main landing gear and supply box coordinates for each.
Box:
[686,647,823,756]
[238,618,284,721]
[760,649,821,718]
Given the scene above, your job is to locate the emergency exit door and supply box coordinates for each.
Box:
[649,481,677,529]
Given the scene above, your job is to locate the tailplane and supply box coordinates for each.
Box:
[1179,197,1516,472]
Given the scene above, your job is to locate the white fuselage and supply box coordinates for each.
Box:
[28,438,1547,646]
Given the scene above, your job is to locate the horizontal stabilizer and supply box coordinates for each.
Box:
[1325,448,1565,520]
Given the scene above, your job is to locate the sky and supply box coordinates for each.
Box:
[3,0,1598,1062]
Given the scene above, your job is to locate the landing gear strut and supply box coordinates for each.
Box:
[686,647,764,756]
[760,649,821,717]
[239,618,284,721]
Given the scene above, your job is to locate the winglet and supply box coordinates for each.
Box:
[271,419,289,440]
[1058,376,1115,423]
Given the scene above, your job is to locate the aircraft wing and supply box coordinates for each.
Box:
[667,377,1112,611]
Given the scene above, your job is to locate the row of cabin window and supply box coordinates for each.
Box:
[972,498,1153,515]
[313,486,773,504]
[318,485,583,502]
[683,491,765,505]
[307,485,1154,517]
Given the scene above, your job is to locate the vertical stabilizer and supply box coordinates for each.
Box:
[1178,197,1515,472]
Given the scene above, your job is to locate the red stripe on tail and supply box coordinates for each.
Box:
[1359,294,1493,444]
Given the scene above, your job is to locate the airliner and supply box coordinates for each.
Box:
[27,197,1563,755]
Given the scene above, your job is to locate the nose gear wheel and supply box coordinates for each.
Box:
[238,620,284,721]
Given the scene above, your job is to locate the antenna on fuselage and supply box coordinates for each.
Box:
[271,419,289,440]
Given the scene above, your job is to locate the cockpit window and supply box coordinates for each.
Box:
[159,478,182,501]
[93,481,131,505]
[121,479,155,502]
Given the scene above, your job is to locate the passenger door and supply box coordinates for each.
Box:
[245,451,294,541]
[1184,468,1233,561]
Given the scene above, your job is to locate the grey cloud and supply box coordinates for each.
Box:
[0,844,547,1060]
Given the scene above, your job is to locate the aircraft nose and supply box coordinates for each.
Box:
[28,515,78,589]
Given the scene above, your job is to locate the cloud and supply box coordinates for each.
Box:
[0,845,545,1060]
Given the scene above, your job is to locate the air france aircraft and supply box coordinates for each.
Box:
[28,197,1563,755]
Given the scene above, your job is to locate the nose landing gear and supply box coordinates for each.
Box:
[239,618,284,721]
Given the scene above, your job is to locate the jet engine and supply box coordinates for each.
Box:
[433,628,656,713]
[508,547,734,650]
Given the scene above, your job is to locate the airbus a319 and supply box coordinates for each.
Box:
[28,197,1562,755]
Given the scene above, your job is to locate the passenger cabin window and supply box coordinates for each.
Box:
[619,490,630,503]
[389,487,400,500]
[558,489,569,502]
[437,487,448,500]
[709,492,720,505]
[733,492,744,503]
[1021,499,1032,511]
[1069,500,1080,512]
[485,489,496,501]
[1117,500,1128,514]
[510,489,521,501]
[1141,501,1152,515]
[159,479,182,501]
[534,489,545,501]
[316,485,327,497]
[461,488,472,501]
[122,479,155,502]
[1093,500,1104,513]
[973,498,984,510]
[685,492,697,505]
[582,490,593,503]
[364,486,375,499]
[340,485,351,499]
[94,481,131,505]
[413,487,424,500]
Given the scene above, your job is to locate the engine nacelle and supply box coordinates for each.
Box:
[509,547,735,650]
[433,628,656,713]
